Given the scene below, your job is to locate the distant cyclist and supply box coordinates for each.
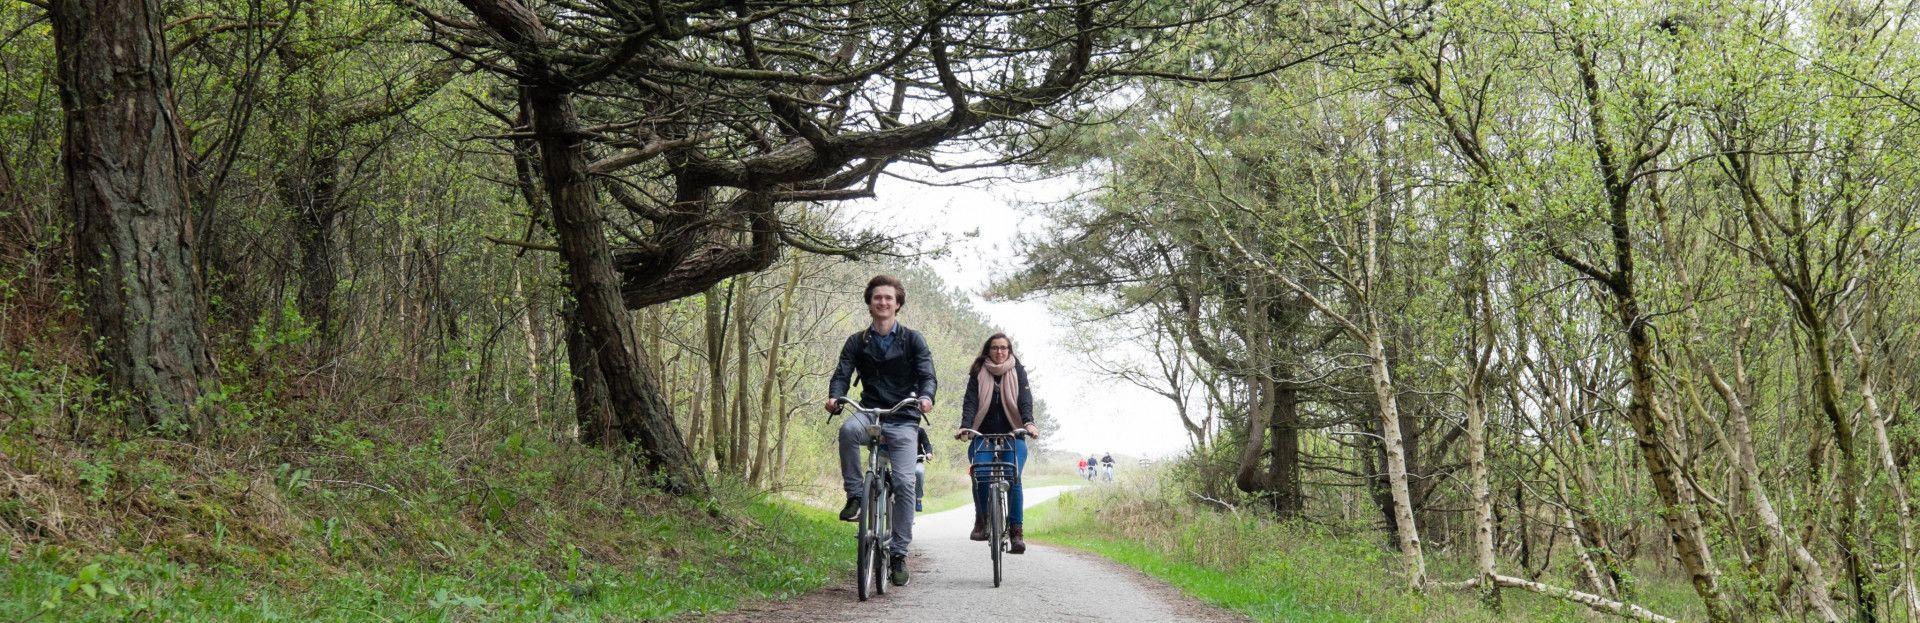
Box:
[1085,455,1098,481]
[1077,457,1087,477]
[1101,453,1114,482]
[955,332,1039,553]
[826,274,936,587]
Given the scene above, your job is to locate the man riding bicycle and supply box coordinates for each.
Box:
[825,274,936,587]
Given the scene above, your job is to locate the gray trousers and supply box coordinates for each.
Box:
[839,413,918,556]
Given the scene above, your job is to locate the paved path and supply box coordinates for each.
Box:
[692,486,1248,623]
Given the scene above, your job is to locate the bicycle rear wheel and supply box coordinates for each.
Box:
[988,483,1004,587]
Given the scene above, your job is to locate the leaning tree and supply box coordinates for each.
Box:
[403,0,1330,493]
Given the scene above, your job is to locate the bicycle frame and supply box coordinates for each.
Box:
[834,396,920,601]
[961,429,1028,587]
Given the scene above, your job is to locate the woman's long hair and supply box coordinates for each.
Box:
[968,332,1014,377]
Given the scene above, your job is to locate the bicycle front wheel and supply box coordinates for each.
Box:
[873,482,890,596]
[988,484,1004,588]
[857,475,883,601]
[856,518,871,601]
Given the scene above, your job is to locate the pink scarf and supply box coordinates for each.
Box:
[971,356,1022,432]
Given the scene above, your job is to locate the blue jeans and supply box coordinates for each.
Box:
[969,437,1028,525]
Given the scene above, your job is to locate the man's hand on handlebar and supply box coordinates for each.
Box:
[823,396,918,417]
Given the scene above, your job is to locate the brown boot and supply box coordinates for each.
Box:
[1009,524,1026,554]
[970,514,988,541]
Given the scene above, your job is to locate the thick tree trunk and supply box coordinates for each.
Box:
[1232,277,1277,501]
[1268,378,1302,519]
[705,284,730,471]
[565,302,617,448]
[51,0,219,435]
[525,86,699,494]
[1618,296,1728,621]
[283,150,343,342]
[1565,38,1731,617]
[730,282,752,472]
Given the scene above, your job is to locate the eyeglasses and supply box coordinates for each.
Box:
[989,346,1010,351]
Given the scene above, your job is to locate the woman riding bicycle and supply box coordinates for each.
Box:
[955,332,1038,554]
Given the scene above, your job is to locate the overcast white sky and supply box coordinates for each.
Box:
[843,166,1197,459]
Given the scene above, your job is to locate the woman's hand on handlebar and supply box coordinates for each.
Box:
[823,397,845,415]
[955,427,1038,440]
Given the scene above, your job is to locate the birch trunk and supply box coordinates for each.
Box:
[1843,315,1920,622]
[1692,334,1839,623]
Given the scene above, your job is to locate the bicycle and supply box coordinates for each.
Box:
[831,396,921,601]
[959,427,1031,588]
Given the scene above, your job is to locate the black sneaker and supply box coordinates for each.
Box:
[839,496,862,522]
[888,554,909,586]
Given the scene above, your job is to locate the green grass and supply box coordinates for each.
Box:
[0,366,854,623]
[1,474,849,623]
[1023,484,1710,623]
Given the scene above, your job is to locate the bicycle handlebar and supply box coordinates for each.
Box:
[829,395,920,417]
[956,428,1033,440]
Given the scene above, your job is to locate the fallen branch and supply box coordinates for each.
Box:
[1448,574,1679,623]
[1188,491,1237,513]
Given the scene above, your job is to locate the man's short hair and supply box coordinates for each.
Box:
[865,274,907,308]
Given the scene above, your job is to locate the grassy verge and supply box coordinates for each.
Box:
[3,494,846,622]
[1024,481,1709,623]
[0,392,850,621]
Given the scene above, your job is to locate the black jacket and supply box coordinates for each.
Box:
[960,363,1034,433]
[828,324,937,420]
